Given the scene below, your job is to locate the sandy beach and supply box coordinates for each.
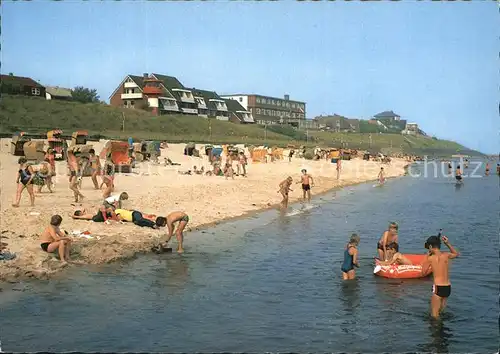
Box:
[0,138,407,282]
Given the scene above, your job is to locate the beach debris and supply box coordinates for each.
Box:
[0,251,16,261]
[29,212,40,216]
[71,230,95,239]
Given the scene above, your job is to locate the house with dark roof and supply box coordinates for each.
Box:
[224,98,255,124]
[314,114,360,132]
[45,86,73,101]
[191,88,229,121]
[109,74,148,110]
[1,74,45,97]
[151,73,198,115]
[373,110,401,121]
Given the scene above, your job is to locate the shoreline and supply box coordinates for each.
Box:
[0,139,407,283]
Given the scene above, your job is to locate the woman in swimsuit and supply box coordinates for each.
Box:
[13,157,35,207]
[377,222,399,261]
[88,149,101,189]
[67,150,85,202]
[341,233,360,280]
[102,155,115,198]
[39,215,72,263]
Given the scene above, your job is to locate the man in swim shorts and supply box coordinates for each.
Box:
[421,235,459,319]
[155,211,189,254]
[39,215,73,263]
[298,169,314,203]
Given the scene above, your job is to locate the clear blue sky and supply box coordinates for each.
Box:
[2,1,498,153]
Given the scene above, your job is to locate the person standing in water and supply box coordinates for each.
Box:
[336,158,342,180]
[421,235,459,319]
[455,165,463,183]
[484,162,490,176]
[341,233,360,280]
[378,167,385,184]
[278,176,293,209]
[13,157,35,207]
[298,169,314,203]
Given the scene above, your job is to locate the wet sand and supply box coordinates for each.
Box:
[0,138,407,282]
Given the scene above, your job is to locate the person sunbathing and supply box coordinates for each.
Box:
[71,208,118,223]
[193,166,205,175]
[178,170,192,175]
[114,208,159,229]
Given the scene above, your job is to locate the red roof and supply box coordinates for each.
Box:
[1,74,44,88]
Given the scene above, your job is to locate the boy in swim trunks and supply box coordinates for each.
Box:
[39,215,72,263]
[421,235,459,319]
[156,211,189,254]
[278,176,293,209]
[298,169,314,203]
[455,165,463,182]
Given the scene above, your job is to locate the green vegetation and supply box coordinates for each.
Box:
[0,95,479,156]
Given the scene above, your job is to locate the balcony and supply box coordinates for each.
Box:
[195,97,207,109]
[159,97,179,112]
[172,89,195,103]
[238,111,255,123]
[181,108,198,115]
[198,114,208,118]
[216,116,229,121]
[121,93,143,100]
[210,99,228,111]
[124,82,138,88]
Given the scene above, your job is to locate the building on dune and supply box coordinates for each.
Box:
[1,74,46,98]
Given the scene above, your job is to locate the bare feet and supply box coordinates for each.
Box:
[12,204,19,208]
[177,248,184,254]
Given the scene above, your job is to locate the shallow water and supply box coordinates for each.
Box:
[1,163,499,352]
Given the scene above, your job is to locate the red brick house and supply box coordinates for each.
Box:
[1,74,46,97]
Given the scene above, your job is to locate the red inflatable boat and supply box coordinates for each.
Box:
[374,254,431,279]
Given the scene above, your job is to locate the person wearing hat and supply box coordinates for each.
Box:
[421,234,459,319]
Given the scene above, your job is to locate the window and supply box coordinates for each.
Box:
[277,101,281,106]
[267,109,271,115]
[31,87,40,96]
[239,97,243,102]
[286,102,290,108]
[272,100,276,105]
[256,108,261,114]
[256,97,261,103]
[130,100,135,107]
[291,103,296,109]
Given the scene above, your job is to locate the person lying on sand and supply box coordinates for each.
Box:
[164,157,181,166]
[178,170,192,175]
[71,208,118,223]
[193,166,205,175]
[278,176,293,209]
[155,211,189,254]
[114,209,160,229]
[39,215,72,263]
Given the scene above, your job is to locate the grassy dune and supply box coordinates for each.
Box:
[0,95,477,155]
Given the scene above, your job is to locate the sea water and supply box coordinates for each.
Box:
[0,162,498,352]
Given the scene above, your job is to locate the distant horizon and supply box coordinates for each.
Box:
[2,1,498,154]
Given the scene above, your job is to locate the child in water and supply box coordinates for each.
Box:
[341,233,360,280]
[421,234,459,319]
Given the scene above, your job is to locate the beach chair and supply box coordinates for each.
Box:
[10,132,31,156]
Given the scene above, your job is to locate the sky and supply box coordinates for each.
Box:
[2,1,498,154]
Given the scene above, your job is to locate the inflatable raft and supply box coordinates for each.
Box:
[374,254,430,279]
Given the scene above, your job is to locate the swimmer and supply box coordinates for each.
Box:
[421,235,459,319]
[341,233,360,280]
[39,215,72,263]
[156,211,189,254]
